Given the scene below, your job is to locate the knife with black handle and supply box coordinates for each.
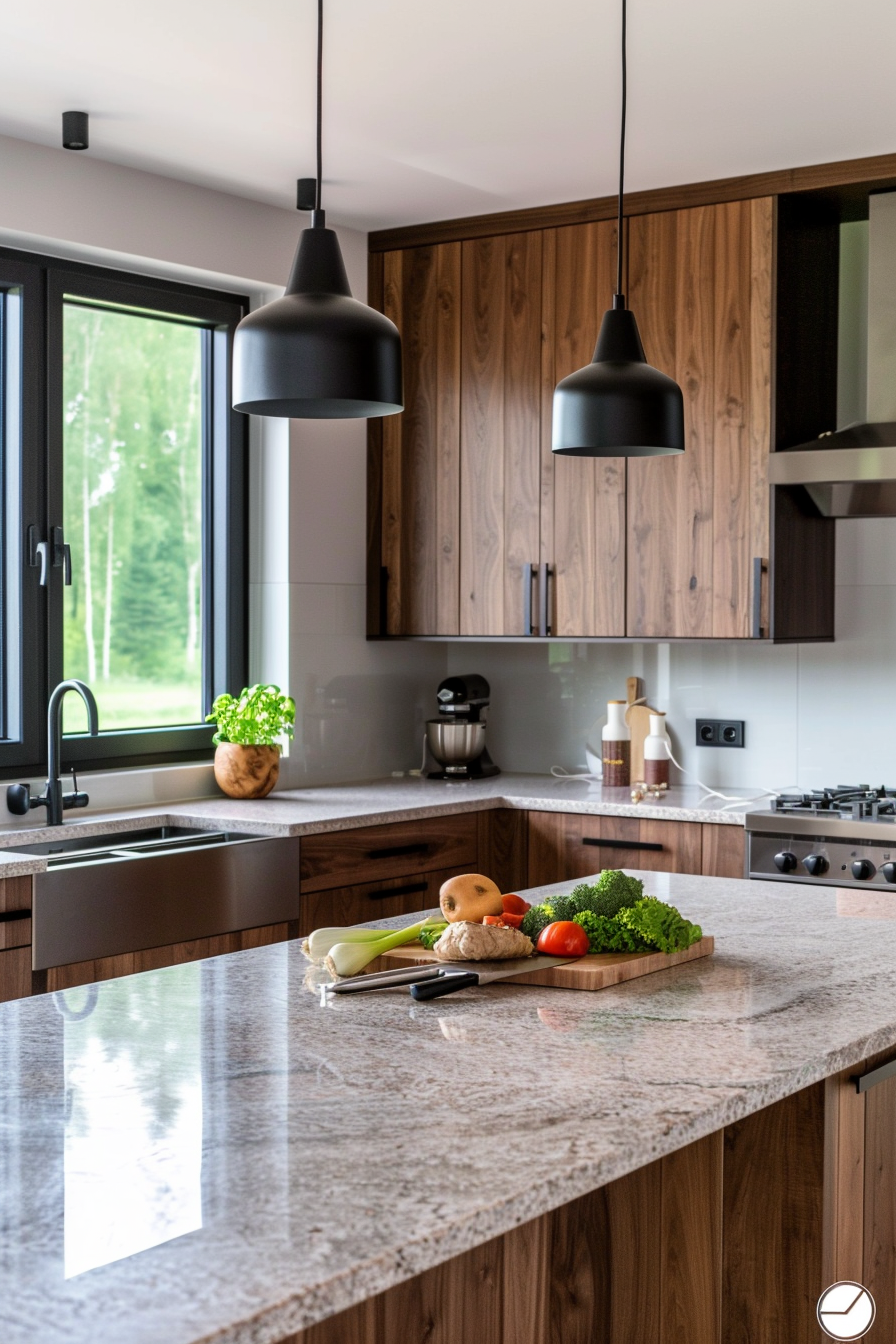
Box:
[409,954,576,1000]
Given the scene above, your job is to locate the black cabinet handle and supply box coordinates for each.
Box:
[523,562,536,635]
[852,1055,896,1093]
[539,562,553,637]
[582,837,664,853]
[366,843,430,860]
[0,908,30,924]
[368,881,429,902]
[752,556,767,638]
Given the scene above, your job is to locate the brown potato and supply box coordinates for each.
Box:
[439,873,503,923]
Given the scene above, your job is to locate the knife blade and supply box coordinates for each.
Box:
[409,953,578,1000]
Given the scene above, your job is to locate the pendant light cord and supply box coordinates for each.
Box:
[315,0,324,211]
[615,0,627,306]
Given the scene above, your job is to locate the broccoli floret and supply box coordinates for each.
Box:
[520,902,556,943]
[592,870,645,916]
[617,897,702,953]
[572,910,649,953]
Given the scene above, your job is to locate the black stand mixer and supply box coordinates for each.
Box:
[424,674,500,780]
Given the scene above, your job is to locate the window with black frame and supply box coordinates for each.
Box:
[0,249,248,779]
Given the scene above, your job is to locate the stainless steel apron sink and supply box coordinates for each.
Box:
[10,825,301,971]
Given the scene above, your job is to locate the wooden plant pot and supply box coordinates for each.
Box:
[213,743,280,800]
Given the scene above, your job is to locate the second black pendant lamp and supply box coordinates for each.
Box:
[232,0,402,419]
[552,0,684,457]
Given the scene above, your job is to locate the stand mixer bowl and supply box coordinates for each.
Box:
[426,720,486,768]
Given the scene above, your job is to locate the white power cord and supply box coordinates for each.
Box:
[551,744,795,810]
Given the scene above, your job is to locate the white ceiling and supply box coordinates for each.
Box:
[3,0,896,233]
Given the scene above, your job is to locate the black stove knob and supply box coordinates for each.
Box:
[803,853,829,877]
[881,862,896,884]
[851,858,877,881]
[774,851,798,873]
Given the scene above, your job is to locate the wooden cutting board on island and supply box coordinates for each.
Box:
[374,935,714,990]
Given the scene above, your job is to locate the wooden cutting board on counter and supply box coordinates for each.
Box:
[373,936,714,991]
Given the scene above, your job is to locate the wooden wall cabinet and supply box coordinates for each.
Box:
[369,190,835,643]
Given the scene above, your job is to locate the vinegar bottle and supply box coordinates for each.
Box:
[602,701,631,787]
[643,713,670,787]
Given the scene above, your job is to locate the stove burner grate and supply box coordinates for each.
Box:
[771,785,896,820]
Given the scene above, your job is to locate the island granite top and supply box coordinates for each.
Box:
[1,870,895,1344]
[0,774,756,875]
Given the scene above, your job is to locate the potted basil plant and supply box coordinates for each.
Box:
[206,684,295,800]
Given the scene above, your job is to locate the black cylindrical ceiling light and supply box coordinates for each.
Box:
[232,0,402,419]
[552,0,684,458]
[62,111,89,151]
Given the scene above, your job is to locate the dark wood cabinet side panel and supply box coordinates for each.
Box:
[503,231,543,635]
[527,810,570,888]
[661,1133,723,1344]
[771,485,836,642]
[380,1234,503,1344]
[381,244,462,636]
[723,1082,825,1344]
[863,1070,896,1344]
[627,210,681,637]
[477,808,528,895]
[367,252,386,636]
[712,198,754,638]
[460,235,506,636]
[547,220,625,637]
[0,946,33,1002]
[548,1187,611,1343]
[701,824,746,878]
[0,876,33,950]
[673,204,716,639]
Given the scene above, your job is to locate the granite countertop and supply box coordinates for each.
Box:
[0,775,757,875]
[2,870,895,1344]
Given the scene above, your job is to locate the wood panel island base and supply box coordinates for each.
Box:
[2,868,895,1344]
[295,1072,892,1344]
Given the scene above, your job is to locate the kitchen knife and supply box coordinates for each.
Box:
[409,954,578,1000]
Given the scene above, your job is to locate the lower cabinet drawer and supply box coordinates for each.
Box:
[299,814,479,893]
[299,866,466,935]
[528,811,703,886]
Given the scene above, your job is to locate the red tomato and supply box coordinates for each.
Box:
[502,893,531,916]
[499,911,524,929]
[483,912,525,929]
[536,921,589,958]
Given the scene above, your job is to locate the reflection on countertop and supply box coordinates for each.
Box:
[0,774,755,875]
[2,870,896,1344]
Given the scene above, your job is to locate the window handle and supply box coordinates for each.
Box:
[35,541,49,587]
[27,524,49,586]
[51,526,72,586]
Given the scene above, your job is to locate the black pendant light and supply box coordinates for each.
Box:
[552,0,684,457]
[232,0,402,419]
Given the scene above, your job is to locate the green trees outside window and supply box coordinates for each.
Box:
[62,305,204,734]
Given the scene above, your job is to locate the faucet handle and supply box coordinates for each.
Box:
[63,769,89,811]
[7,784,34,815]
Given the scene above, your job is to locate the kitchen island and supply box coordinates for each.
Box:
[1,869,894,1344]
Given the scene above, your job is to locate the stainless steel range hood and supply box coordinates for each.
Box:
[768,192,896,517]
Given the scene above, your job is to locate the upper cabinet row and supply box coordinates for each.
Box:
[367,194,835,642]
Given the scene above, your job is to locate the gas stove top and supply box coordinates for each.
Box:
[747,786,896,887]
[770,786,896,822]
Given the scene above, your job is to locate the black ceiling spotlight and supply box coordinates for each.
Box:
[62,111,89,151]
[232,0,402,419]
[552,0,684,458]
